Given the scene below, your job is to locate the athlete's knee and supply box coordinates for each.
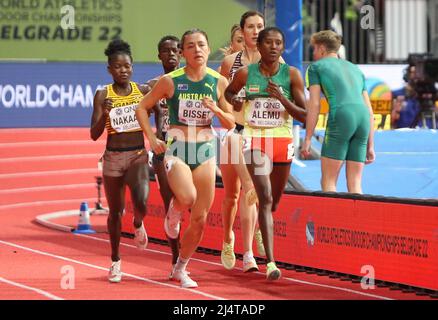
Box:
[108,210,123,222]
[222,194,238,210]
[176,192,196,210]
[189,215,208,236]
[257,189,273,207]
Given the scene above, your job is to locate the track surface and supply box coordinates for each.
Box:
[0,128,430,300]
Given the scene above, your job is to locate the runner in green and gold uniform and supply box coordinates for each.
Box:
[302,30,375,193]
[136,29,235,288]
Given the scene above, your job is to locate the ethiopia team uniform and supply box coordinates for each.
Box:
[242,63,294,165]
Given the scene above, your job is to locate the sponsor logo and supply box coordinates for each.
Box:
[306,220,315,246]
[204,82,214,92]
[178,84,188,91]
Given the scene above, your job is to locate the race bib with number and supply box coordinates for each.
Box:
[109,104,141,133]
[178,99,214,126]
[246,97,286,128]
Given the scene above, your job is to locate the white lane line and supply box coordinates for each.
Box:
[0,198,102,211]
[78,234,394,300]
[0,183,95,195]
[0,276,64,300]
[0,154,101,163]
[0,240,225,300]
[0,140,105,148]
[0,168,99,179]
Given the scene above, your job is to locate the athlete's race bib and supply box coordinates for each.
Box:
[109,104,141,133]
[178,99,214,126]
[246,97,286,128]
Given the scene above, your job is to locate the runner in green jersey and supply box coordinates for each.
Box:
[136,29,234,288]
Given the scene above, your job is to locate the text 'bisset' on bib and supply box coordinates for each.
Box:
[109,104,141,133]
[178,99,214,126]
[246,97,287,128]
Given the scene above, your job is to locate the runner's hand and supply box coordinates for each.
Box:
[201,96,220,113]
[266,80,284,101]
[300,138,312,159]
[365,148,375,164]
[150,138,167,155]
[102,98,113,117]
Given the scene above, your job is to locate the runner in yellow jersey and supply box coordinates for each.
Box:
[90,39,150,283]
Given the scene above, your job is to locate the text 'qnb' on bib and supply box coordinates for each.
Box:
[178,99,214,126]
[246,98,287,128]
[109,104,141,133]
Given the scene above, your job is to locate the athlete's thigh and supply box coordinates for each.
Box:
[191,158,217,214]
[165,156,196,200]
[346,112,370,162]
[103,175,126,213]
[125,153,149,206]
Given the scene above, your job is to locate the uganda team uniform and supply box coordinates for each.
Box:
[102,82,148,177]
[242,62,295,164]
[306,57,370,162]
[165,67,219,170]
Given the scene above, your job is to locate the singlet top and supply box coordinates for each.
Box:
[243,63,293,138]
[167,67,220,127]
[305,57,367,111]
[229,51,244,80]
[105,82,143,135]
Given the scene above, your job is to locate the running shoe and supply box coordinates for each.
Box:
[254,229,266,257]
[243,255,259,273]
[266,262,281,280]
[172,269,198,288]
[164,198,182,239]
[134,221,148,250]
[169,265,190,281]
[108,260,122,283]
[221,231,236,270]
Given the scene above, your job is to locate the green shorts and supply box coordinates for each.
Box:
[166,139,216,171]
[322,105,370,162]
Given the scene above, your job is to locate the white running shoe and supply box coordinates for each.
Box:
[221,231,236,270]
[169,265,190,281]
[134,221,148,250]
[108,260,122,283]
[164,198,182,239]
[243,255,259,273]
[172,269,198,288]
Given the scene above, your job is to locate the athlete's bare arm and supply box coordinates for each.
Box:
[90,88,110,141]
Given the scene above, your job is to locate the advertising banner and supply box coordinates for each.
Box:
[122,181,438,291]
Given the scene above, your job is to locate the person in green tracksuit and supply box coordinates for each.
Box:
[302,30,375,193]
